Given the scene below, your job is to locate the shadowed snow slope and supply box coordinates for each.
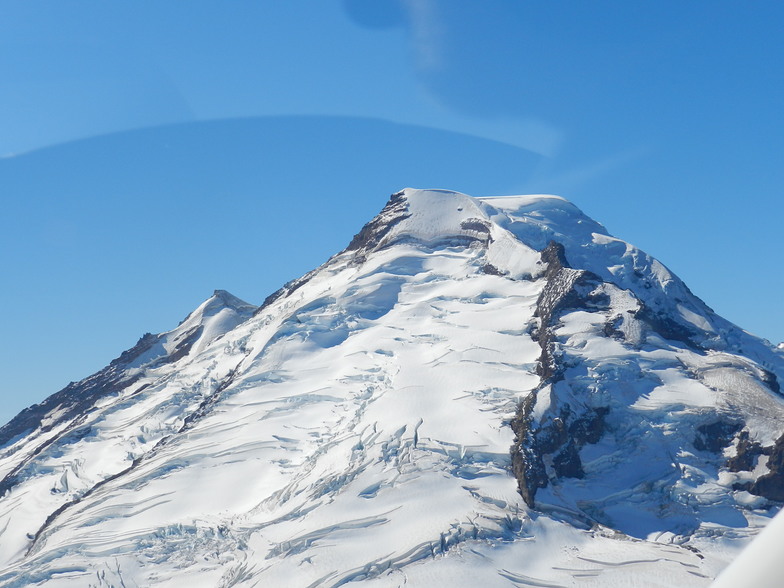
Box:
[0,188,782,587]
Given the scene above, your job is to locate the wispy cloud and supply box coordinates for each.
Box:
[520,146,650,195]
[403,0,446,72]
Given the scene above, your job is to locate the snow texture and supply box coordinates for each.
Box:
[0,188,782,587]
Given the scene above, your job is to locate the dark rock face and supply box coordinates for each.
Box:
[748,434,784,501]
[459,218,492,240]
[481,263,505,276]
[539,240,569,278]
[111,332,160,367]
[257,191,412,316]
[569,406,610,446]
[529,241,604,382]
[693,420,743,453]
[635,305,700,349]
[511,400,610,507]
[168,326,204,363]
[603,316,626,340]
[510,241,610,507]
[256,270,318,314]
[346,190,411,255]
[761,369,781,396]
[727,430,765,472]
[510,395,547,508]
[553,441,584,479]
[713,429,784,503]
[694,423,784,503]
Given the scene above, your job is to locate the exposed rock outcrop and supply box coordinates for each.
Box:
[346,190,411,257]
[727,430,766,473]
[693,420,743,453]
[511,241,609,507]
[747,434,784,501]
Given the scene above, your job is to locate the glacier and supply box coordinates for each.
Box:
[0,188,782,587]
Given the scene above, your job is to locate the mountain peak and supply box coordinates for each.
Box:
[1,188,783,586]
[211,288,255,311]
[342,189,718,347]
[358,188,597,253]
[184,288,256,322]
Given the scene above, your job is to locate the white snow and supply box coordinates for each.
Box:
[0,188,782,587]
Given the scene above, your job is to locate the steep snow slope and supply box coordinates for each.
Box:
[0,290,257,566]
[0,189,782,587]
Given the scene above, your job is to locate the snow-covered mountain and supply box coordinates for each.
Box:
[1,188,782,587]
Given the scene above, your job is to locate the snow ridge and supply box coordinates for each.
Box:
[0,188,782,587]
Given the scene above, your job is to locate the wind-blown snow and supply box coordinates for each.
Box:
[0,188,782,587]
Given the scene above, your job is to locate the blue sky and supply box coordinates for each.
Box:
[1,1,783,425]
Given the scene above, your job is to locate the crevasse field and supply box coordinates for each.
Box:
[1,189,782,587]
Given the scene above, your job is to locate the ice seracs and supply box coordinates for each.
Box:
[0,188,782,587]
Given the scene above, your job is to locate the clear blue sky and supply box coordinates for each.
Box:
[1,1,782,425]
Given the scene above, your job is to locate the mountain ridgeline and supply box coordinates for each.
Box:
[1,189,782,587]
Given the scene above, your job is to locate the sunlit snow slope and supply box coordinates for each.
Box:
[1,189,782,587]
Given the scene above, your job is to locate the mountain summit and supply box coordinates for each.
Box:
[1,188,782,587]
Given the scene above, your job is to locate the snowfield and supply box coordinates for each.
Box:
[0,188,782,587]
